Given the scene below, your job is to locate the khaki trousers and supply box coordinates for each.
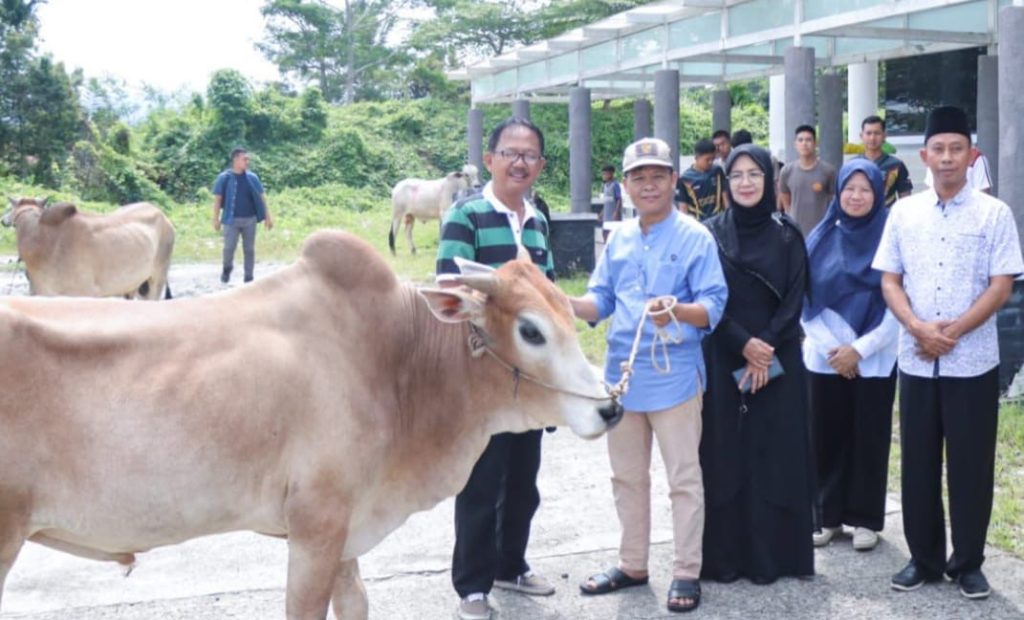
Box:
[608,395,704,580]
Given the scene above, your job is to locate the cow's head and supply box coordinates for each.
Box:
[2,196,49,228]
[461,164,482,191]
[420,258,622,439]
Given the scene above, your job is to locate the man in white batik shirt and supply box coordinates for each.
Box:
[873,106,1023,600]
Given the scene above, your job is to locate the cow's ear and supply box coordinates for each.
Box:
[8,197,18,208]
[419,287,484,324]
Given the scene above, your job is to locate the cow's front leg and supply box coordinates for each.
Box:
[0,513,28,611]
[331,558,368,620]
[284,492,350,620]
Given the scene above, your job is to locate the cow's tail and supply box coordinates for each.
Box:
[388,220,397,255]
[164,282,173,300]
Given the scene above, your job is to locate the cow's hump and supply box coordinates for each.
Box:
[300,230,397,293]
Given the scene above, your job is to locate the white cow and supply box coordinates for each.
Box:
[0,230,621,619]
[388,164,481,255]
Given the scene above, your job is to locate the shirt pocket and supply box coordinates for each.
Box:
[650,258,686,297]
[952,231,988,282]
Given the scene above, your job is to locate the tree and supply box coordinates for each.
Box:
[1,1,84,186]
[407,0,658,68]
[205,68,253,151]
[407,0,537,63]
[258,0,402,104]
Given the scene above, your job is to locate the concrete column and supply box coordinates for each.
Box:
[785,46,816,163]
[569,86,592,214]
[847,61,878,144]
[978,55,999,194]
[818,73,844,170]
[512,98,530,120]
[633,99,652,140]
[654,69,681,172]
[769,74,786,162]
[712,88,732,136]
[467,107,484,172]
[999,6,1024,234]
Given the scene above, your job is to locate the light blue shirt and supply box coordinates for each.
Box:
[588,210,728,412]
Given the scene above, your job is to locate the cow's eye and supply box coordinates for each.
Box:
[518,320,546,346]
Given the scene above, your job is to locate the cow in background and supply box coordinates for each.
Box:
[388,164,481,255]
[1,197,175,299]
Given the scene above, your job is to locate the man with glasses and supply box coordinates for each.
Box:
[437,117,556,620]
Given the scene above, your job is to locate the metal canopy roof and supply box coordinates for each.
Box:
[451,0,1014,104]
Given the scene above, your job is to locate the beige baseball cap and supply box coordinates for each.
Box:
[622,138,674,173]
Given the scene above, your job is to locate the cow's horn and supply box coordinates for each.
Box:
[457,274,500,297]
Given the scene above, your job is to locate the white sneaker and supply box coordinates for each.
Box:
[852,527,879,551]
[456,594,492,620]
[813,526,842,547]
[494,571,556,596]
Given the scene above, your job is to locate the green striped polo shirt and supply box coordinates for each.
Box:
[437,195,555,281]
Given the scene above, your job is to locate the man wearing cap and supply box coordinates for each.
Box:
[873,106,1023,599]
[570,138,728,614]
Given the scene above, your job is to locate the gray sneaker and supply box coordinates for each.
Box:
[456,595,492,620]
[494,572,556,596]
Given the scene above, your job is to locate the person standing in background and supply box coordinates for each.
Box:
[779,125,836,236]
[212,147,273,284]
[676,139,728,221]
[856,116,912,208]
[599,164,622,241]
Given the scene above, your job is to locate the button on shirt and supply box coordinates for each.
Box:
[872,185,1024,378]
[588,210,728,411]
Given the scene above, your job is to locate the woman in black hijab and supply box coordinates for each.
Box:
[700,144,815,584]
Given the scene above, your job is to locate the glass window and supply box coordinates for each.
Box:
[804,0,885,21]
[519,60,546,88]
[909,1,987,32]
[730,0,794,37]
[622,28,664,62]
[669,12,720,49]
[582,41,616,73]
[493,69,517,95]
[549,53,578,79]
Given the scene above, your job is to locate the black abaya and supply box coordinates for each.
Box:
[699,145,816,582]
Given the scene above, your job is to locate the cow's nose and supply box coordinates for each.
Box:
[598,401,624,429]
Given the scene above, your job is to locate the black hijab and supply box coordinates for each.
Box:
[724,144,777,231]
[706,144,803,297]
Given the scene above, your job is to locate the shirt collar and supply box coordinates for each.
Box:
[482,181,536,224]
[932,181,973,209]
[641,207,678,238]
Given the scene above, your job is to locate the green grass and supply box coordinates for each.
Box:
[888,403,1024,557]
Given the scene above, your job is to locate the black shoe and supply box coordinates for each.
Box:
[220,267,231,284]
[243,275,253,283]
[891,561,941,592]
[957,569,991,599]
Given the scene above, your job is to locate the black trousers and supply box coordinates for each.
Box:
[452,430,543,597]
[809,371,897,531]
[899,368,999,577]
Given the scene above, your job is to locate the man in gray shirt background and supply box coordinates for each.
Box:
[779,125,836,236]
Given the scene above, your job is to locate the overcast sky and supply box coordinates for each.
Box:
[36,0,282,95]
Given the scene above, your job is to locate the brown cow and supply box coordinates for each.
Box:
[0,230,621,619]
[1,197,175,299]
